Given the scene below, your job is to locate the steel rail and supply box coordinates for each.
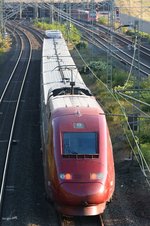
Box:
[95,32,150,76]
[48,4,150,60]
[79,28,150,77]
[95,23,150,57]
[46,5,150,76]
[0,27,32,218]
[14,21,44,43]
[0,28,23,103]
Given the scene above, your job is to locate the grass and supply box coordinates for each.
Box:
[0,35,11,53]
[141,143,150,165]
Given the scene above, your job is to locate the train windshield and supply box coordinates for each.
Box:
[63,132,98,155]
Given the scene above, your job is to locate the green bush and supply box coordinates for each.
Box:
[34,21,81,45]
[88,61,108,78]
[0,35,11,53]
[76,41,88,49]
[113,69,127,87]
[141,77,150,112]
[98,16,108,25]
[141,143,150,165]
[125,29,150,43]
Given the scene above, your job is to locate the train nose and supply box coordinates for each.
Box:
[56,182,107,205]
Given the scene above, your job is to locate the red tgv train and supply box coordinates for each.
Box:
[41,30,115,216]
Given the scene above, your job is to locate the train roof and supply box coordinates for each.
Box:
[49,95,104,115]
[44,30,62,38]
[41,30,91,104]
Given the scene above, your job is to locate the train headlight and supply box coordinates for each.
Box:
[99,185,105,193]
[90,173,104,180]
[60,173,72,180]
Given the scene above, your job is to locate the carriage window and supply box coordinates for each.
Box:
[63,132,98,155]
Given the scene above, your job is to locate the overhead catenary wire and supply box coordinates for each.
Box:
[117,91,150,108]
[123,35,138,89]
[71,34,150,183]
[4,5,149,115]
[46,4,150,77]
[77,48,150,180]
[116,91,150,119]
[73,41,149,117]
[115,93,150,177]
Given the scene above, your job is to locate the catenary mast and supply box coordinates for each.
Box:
[0,0,4,36]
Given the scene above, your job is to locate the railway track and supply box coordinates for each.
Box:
[8,20,44,43]
[95,23,150,59]
[74,20,150,61]
[40,3,150,70]
[0,25,32,222]
[56,12,150,77]
[79,23,150,77]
